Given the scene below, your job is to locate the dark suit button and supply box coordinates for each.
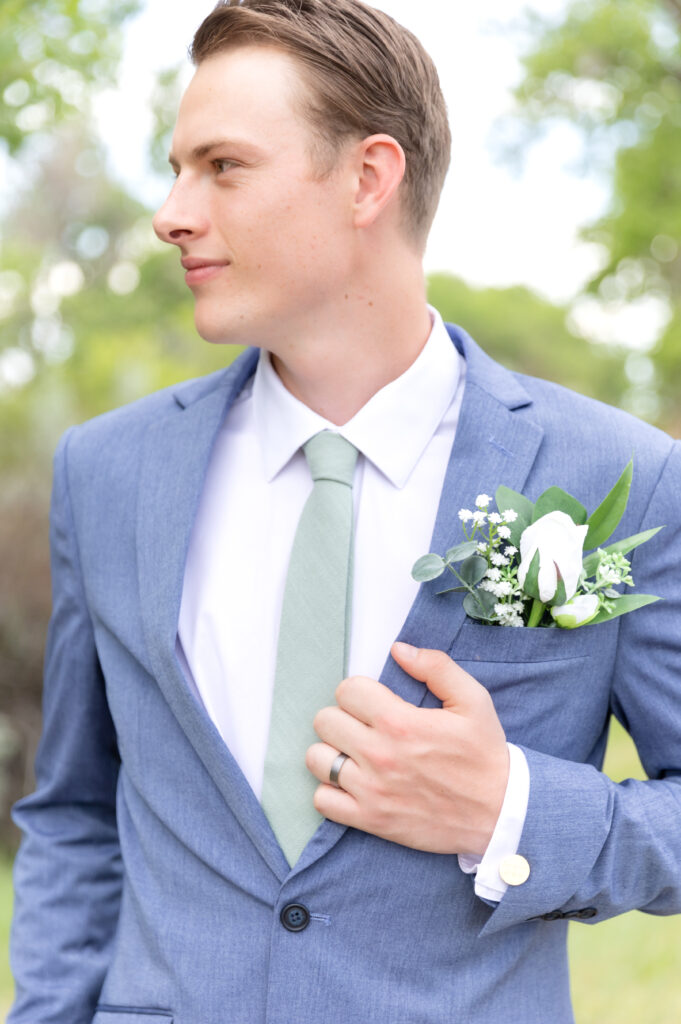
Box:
[540,910,565,921]
[280,903,310,932]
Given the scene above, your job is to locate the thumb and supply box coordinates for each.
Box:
[391,641,480,711]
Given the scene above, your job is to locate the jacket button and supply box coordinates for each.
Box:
[280,903,310,932]
[572,907,598,920]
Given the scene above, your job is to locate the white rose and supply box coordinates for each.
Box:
[550,594,600,629]
[518,510,588,603]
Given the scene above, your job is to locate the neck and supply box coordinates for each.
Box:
[270,257,432,425]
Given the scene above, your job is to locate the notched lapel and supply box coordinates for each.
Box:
[137,350,289,880]
[379,327,545,706]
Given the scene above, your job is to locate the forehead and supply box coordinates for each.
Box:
[174,46,309,151]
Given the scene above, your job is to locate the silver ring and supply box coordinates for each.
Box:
[329,752,350,788]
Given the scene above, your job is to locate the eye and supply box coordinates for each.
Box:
[213,158,237,174]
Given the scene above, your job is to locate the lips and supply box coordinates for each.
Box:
[181,257,230,286]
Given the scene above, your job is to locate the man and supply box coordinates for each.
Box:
[8,1,681,1022]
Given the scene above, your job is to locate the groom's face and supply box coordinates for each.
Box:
[153,45,358,348]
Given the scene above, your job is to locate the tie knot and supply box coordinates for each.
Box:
[303,431,358,486]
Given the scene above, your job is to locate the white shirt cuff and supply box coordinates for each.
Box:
[457,742,530,901]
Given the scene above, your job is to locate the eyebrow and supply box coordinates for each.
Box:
[168,138,260,169]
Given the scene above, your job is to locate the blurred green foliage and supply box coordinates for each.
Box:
[0,0,140,155]
[506,0,681,432]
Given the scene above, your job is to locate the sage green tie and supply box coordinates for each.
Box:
[261,430,358,866]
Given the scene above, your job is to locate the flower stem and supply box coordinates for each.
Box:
[527,598,546,628]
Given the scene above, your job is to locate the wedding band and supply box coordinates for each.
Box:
[329,752,350,788]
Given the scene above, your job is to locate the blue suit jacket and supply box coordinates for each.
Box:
[9,325,681,1024]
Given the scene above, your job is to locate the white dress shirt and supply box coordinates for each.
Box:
[178,308,529,899]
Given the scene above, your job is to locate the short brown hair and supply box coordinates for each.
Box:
[190,0,451,247]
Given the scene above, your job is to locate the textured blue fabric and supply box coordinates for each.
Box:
[8,326,681,1024]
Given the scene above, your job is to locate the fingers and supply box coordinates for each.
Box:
[391,642,484,711]
[306,741,357,792]
[333,674,405,725]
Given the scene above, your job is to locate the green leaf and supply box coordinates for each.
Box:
[584,461,633,550]
[547,575,567,607]
[411,553,445,582]
[582,527,664,578]
[436,586,467,595]
[463,589,496,622]
[521,548,542,601]
[587,593,661,625]
[445,540,480,563]
[533,486,587,525]
[495,485,533,547]
[458,554,489,587]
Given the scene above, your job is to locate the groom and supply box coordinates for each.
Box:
[9,1,681,1022]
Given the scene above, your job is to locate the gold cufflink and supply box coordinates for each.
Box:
[499,854,531,886]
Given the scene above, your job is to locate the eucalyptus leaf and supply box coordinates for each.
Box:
[587,593,661,625]
[582,527,664,578]
[463,590,496,622]
[584,460,633,551]
[411,553,445,582]
[495,485,533,546]
[445,540,480,564]
[533,486,587,525]
[458,554,489,587]
[436,586,467,595]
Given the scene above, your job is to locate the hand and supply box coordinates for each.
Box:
[306,642,510,857]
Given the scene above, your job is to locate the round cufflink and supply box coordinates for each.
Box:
[499,854,531,886]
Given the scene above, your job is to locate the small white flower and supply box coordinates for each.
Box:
[490,552,509,567]
[458,509,474,523]
[497,525,511,539]
[488,512,503,525]
[479,579,496,593]
[494,603,524,627]
[476,494,492,507]
[504,545,518,556]
[472,510,487,525]
[495,580,514,597]
[502,509,518,523]
[485,567,502,581]
[551,593,600,629]
[477,542,489,553]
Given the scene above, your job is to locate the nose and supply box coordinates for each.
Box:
[152,177,208,246]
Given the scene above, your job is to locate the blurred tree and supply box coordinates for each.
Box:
[0,0,140,156]
[427,273,627,405]
[504,0,681,434]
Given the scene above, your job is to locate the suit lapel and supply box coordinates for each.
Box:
[296,325,546,872]
[137,349,290,881]
[137,327,545,878]
[379,324,545,705]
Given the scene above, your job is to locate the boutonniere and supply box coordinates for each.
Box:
[412,461,663,628]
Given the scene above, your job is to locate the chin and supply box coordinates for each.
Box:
[194,309,247,347]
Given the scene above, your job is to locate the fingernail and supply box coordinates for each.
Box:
[393,641,416,660]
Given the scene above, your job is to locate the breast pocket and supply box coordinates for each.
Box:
[92,1009,173,1024]
[449,620,618,760]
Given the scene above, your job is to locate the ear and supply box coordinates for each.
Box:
[352,133,406,231]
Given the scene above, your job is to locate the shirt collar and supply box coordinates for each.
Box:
[252,306,462,488]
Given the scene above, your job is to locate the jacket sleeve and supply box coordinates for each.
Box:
[482,439,681,936]
[8,430,123,1023]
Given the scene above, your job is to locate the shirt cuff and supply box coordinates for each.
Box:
[457,742,530,902]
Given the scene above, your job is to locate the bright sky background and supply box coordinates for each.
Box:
[93,0,667,348]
